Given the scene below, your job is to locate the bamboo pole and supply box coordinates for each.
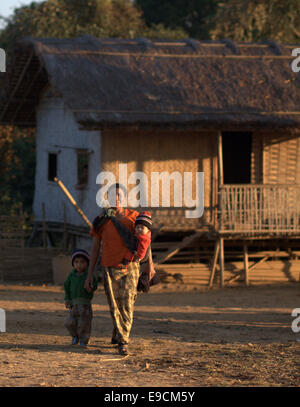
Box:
[219,236,224,288]
[208,239,220,289]
[218,132,224,185]
[63,203,67,250]
[218,133,225,288]
[54,177,92,229]
[217,132,223,231]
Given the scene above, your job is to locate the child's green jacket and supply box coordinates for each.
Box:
[64,269,98,305]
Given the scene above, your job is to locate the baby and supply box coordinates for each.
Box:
[118,211,152,268]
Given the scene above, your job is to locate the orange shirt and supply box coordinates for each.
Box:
[90,209,139,267]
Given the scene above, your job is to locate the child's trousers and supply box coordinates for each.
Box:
[65,304,93,344]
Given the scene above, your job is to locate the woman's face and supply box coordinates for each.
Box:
[115,189,124,207]
[107,186,125,208]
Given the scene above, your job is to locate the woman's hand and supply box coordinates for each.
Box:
[84,275,94,293]
[85,236,101,292]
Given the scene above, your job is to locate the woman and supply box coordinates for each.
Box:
[84,184,139,356]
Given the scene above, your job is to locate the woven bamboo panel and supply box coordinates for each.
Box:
[101,129,217,228]
[262,132,300,185]
[222,260,300,285]
[219,184,300,233]
[251,133,263,184]
[296,137,300,184]
[155,260,300,287]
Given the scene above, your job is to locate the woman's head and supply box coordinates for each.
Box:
[107,183,127,208]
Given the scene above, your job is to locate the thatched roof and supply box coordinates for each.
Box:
[0,36,300,129]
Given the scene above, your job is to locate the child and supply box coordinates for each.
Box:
[117,211,152,269]
[64,249,98,347]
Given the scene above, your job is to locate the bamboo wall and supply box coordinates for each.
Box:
[101,129,300,232]
[233,130,300,186]
[101,129,218,229]
[261,131,300,185]
[251,133,263,184]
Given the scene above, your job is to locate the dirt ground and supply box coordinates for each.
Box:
[0,282,299,387]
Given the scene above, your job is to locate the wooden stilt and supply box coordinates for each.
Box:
[219,236,224,288]
[208,239,220,289]
[46,232,54,248]
[227,254,270,284]
[19,204,25,275]
[243,242,249,286]
[27,223,38,247]
[218,132,224,185]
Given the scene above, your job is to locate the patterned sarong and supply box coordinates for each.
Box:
[103,261,140,344]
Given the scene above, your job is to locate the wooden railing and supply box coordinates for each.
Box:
[219,184,300,235]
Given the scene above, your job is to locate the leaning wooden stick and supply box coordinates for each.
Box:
[54,177,92,229]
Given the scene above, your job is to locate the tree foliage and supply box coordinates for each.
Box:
[0,0,299,218]
[0,126,36,215]
[135,0,219,40]
[0,0,186,56]
[0,0,186,216]
[210,0,300,43]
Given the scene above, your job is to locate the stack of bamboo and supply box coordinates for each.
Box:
[155,259,300,287]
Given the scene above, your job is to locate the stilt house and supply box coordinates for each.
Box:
[1,36,300,285]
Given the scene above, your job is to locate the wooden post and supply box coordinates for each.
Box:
[63,203,67,251]
[219,236,224,288]
[218,132,224,185]
[42,202,47,251]
[19,204,25,275]
[208,239,220,289]
[213,156,218,228]
[218,132,223,231]
[19,204,25,250]
[243,242,249,286]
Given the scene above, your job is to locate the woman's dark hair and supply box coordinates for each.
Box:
[108,183,127,196]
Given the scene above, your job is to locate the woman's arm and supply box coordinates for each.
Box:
[84,236,101,292]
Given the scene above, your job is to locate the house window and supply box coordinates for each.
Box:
[222,132,252,184]
[48,153,57,181]
[76,149,89,189]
